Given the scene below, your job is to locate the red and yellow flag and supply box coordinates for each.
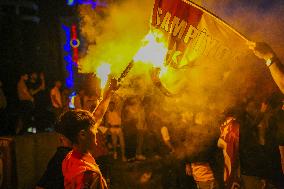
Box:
[151,0,250,69]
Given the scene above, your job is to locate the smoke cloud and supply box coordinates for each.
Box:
[78,0,284,159]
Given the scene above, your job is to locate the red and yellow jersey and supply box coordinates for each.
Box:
[218,117,241,189]
[62,150,107,189]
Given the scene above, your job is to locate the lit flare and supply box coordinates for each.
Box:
[133,31,168,68]
[96,63,111,89]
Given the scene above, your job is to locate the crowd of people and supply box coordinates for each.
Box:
[0,41,283,189]
[34,86,284,189]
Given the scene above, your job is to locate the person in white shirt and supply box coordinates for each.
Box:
[106,101,126,161]
[50,80,63,119]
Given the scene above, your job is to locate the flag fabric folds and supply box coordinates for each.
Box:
[151,0,250,70]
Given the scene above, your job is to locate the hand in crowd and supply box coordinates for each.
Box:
[249,41,284,93]
[109,78,119,91]
[248,41,276,61]
[185,163,192,176]
[39,72,45,90]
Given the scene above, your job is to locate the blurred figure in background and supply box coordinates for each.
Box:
[27,71,47,132]
[61,88,71,112]
[123,96,147,161]
[50,80,63,120]
[36,134,72,189]
[0,80,7,134]
[74,88,85,110]
[0,80,7,112]
[106,101,126,161]
[218,107,241,189]
[184,111,218,189]
[16,73,34,134]
[256,93,283,188]
[239,93,284,189]
[27,71,45,98]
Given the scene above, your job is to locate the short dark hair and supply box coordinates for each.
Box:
[56,110,96,144]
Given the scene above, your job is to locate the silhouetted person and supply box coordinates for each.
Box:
[50,80,63,119]
[17,73,34,134]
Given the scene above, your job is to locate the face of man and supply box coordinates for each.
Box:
[56,81,62,88]
[30,72,38,80]
[87,125,98,149]
[246,101,259,117]
[78,90,85,97]
[78,124,98,153]
[23,74,29,81]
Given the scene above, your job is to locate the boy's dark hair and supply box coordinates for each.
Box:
[56,110,96,144]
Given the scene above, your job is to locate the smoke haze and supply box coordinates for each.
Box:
[78,0,284,158]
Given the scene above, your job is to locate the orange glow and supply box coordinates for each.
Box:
[133,30,168,68]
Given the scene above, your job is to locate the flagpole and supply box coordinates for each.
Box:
[182,0,252,44]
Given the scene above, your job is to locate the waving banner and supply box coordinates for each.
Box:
[151,0,250,69]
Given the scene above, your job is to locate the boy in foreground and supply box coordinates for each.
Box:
[57,79,118,189]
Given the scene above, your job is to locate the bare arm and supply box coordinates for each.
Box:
[40,73,46,90]
[51,94,61,107]
[249,42,284,94]
[30,87,42,96]
[268,60,284,94]
[93,79,118,126]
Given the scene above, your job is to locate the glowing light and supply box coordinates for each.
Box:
[62,24,75,89]
[67,0,107,9]
[133,31,168,68]
[71,24,79,64]
[67,0,75,6]
[70,39,80,48]
[133,30,178,94]
[159,66,168,78]
[69,91,76,109]
[96,63,111,89]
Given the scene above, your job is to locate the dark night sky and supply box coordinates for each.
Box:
[202,0,284,60]
[0,0,75,104]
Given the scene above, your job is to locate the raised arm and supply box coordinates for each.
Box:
[93,79,119,126]
[30,87,42,96]
[249,42,284,94]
